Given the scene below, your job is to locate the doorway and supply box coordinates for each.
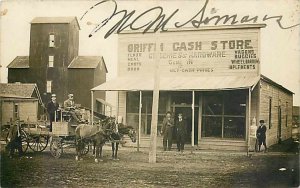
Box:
[174,107,199,145]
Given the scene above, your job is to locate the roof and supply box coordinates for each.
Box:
[68,56,108,72]
[92,76,260,91]
[260,75,294,94]
[0,83,36,97]
[7,56,29,68]
[119,24,267,35]
[96,98,113,107]
[31,17,80,29]
[0,83,43,104]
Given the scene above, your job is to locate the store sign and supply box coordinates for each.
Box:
[118,28,260,77]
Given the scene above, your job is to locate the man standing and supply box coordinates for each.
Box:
[161,111,174,151]
[47,94,59,132]
[6,118,23,158]
[257,120,267,152]
[175,113,187,153]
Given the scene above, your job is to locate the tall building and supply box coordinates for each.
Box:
[7,17,107,113]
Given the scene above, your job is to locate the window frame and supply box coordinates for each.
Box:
[49,34,55,47]
[48,55,54,67]
[46,80,52,93]
[268,97,272,129]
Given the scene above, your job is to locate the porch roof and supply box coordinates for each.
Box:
[91,76,260,91]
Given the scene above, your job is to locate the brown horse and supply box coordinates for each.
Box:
[75,117,115,162]
[109,123,137,160]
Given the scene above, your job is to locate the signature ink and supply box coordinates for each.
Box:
[81,0,300,39]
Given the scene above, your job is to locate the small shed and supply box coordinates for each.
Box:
[0,83,43,127]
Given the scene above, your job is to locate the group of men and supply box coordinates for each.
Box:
[161,111,268,153]
[6,98,268,158]
[47,93,84,132]
[161,111,188,152]
[6,93,84,158]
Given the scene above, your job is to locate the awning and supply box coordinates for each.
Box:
[92,76,260,91]
[96,98,113,107]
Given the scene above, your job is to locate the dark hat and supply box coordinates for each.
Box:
[259,120,265,123]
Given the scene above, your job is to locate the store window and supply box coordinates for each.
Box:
[201,90,247,140]
[269,97,272,129]
[126,91,167,135]
[286,102,288,127]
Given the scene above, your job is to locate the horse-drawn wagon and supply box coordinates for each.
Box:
[49,108,92,158]
[4,107,137,162]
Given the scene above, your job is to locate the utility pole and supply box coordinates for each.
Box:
[149,53,160,163]
[149,32,160,163]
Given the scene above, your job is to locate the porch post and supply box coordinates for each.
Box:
[247,88,251,156]
[192,90,195,147]
[138,91,142,152]
[91,91,94,125]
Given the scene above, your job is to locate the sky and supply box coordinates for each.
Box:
[0,0,299,106]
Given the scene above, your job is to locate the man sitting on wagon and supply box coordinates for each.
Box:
[63,94,84,123]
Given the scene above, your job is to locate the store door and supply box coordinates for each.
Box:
[174,107,198,144]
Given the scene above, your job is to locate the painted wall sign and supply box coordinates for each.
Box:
[118,27,260,77]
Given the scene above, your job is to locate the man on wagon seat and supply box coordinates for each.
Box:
[63,94,84,123]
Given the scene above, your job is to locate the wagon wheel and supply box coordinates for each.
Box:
[28,134,49,152]
[50,137,63,158]
[2,127,28,153]
[20,129,29,153]
[80,142,89,155]
[1,127,10,143]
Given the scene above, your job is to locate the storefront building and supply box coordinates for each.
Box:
[92,24,293,151]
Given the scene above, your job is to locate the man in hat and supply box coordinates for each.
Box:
[47,94,59,131]
[256,120,267,152]
[161,111,174,151]
[6,118,23,158]
[63,94,83,123]
[175,113,187,152]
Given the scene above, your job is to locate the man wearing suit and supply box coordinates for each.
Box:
[175,113,187,152]
[6,118,23,158]
[257,119,267,152]
[63,94,83,123]
[47,94,59,132]
[161,111,174,151]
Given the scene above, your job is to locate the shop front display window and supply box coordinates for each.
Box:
[202,90,247,140]
[126,91,167,135]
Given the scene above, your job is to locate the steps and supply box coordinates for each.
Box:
[123,136,248,151]
[197,139,248,151]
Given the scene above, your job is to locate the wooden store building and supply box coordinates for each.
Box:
[92,24,293,151]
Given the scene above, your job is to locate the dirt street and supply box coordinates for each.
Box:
[1,141,299,188]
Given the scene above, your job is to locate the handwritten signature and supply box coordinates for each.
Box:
[80,0,300,39]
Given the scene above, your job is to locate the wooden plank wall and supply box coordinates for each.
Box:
[1,101,38,126]
[118,91,127,124]
[251,84,259,125]
[259,80,293,146]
